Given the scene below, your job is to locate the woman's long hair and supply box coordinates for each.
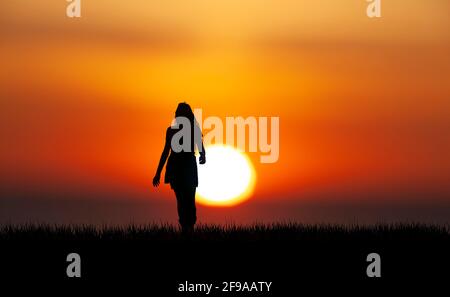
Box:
[174,102,201,152]
[175,102,197,126]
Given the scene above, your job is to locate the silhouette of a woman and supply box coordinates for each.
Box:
[153,103,206,233]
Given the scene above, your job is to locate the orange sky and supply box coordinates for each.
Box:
[1,1,450,224]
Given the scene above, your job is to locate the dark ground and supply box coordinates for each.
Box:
[0,223,449,294]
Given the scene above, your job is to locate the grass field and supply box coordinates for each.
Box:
[1,222,449,285]
[1,222,449,241]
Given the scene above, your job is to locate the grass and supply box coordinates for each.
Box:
[1,223,449,282]
[1,222,449,242]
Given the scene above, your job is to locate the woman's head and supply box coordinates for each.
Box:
[175,102,195,123]
[174,102,202,151]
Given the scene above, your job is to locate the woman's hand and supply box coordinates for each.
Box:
[153,174,161,187]
[199,153,206,164]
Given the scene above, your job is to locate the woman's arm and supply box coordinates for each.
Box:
[199,140,206,164]
[153,130,171,187]
[195,125,206,164]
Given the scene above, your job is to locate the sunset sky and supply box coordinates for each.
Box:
[1,0,449,224]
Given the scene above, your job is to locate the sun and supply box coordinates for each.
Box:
[196,145,256,207]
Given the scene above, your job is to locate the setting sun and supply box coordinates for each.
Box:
[196,145,256,207]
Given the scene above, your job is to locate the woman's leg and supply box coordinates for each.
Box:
[185,186,197,228]
[174,186,197,231]
[173,187,187,228]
